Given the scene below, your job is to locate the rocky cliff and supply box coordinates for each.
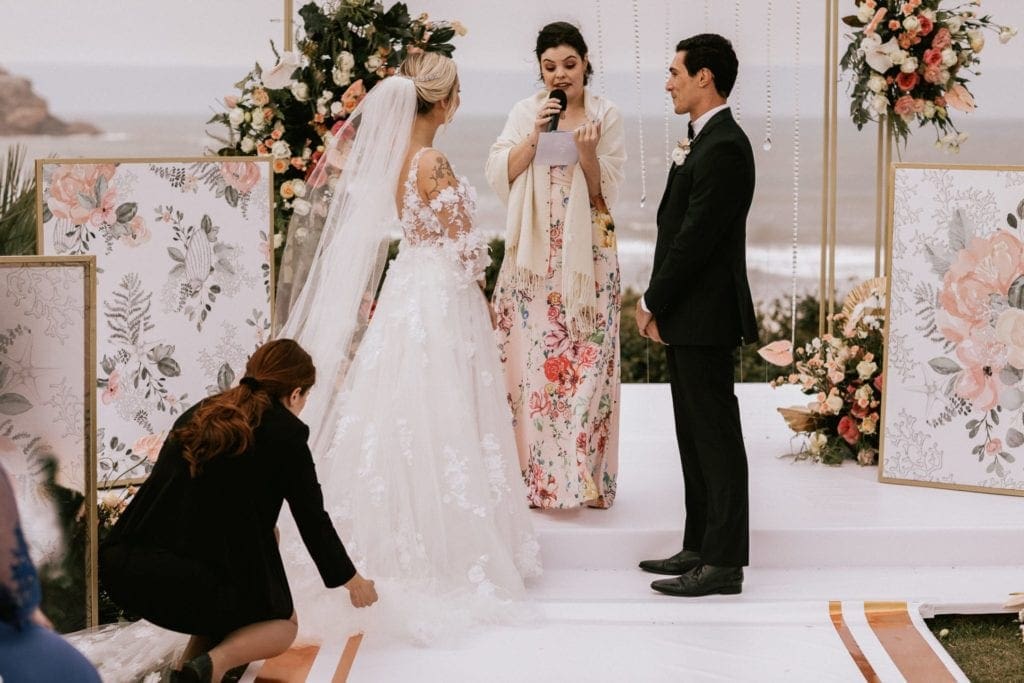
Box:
[0,66,99,136]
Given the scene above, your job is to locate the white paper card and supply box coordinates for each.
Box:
[534,131,579,166]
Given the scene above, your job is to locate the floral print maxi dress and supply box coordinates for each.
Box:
[494,165,620,509]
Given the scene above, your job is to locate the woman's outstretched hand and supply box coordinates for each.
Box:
[344,573,379,608]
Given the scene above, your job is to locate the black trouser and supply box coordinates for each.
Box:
[665,345,749,567]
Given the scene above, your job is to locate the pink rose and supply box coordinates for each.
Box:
[893,95,917,118]
[132,431,168,463]
[837,416,860,446]
[985,438,1002,455]
[923,48,943,67]
[932,28,952,51]
[923,66,944,84]
[577,344,600,368]
[918,15,934,36]
[220,161,262,194]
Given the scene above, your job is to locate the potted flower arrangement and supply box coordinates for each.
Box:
[841,0,1016,151]
[760,279,886,465]
[208,1,464,255]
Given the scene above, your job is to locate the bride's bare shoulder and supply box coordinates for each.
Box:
[415,148,459,200]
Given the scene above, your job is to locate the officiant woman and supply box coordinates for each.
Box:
[99,339,377,682]
[486,21,625,510]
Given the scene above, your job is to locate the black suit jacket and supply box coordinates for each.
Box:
[102,400,355,626]
[645,108,758,347]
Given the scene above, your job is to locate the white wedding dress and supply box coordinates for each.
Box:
[279,147,542,644]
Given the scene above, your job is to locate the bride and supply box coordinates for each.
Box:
[275,52,541,643]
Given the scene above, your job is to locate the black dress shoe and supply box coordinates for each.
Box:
[223,664,249,683]
[650,564,743,597]
[638,549,702,575]
[173,653,213,683]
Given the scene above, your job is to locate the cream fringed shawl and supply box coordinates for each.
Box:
[485,90,626,340]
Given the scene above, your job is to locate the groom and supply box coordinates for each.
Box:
[634,34,757,597]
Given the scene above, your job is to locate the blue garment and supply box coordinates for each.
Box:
[0,465,100,682]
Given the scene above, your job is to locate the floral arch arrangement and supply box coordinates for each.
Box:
[208,1,463,253]
[841,0,1016,151]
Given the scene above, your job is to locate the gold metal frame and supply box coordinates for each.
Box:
[284,0,294,51]
[878,162,1024,497]
[0,255,99,626]
[819,0,841,336]
[35,157,276,488]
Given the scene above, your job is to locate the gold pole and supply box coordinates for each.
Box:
[826,0,840,333]
[819,0,834,336]
[874,119,884,278]
[882,117,894,276]
[284,0,294,51]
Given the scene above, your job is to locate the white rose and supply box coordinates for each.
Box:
[857,4,874,23]
[890,48,907,66]
[292,198,312,216]
[968,29,985,52]
[870,94,890,115]
[332,67,351,87]
[1000,27,1018,44]
[923,101,936,119]
[868,74,887,93]
[947,16,963,33]
[291,179,307,198]
[101,491,121,508]
[320,90,334,102]
[330,101,344,116]
[290,81,310,101]
[365,54,384,71]
[273,231,284,249]
[900,57,919,73]
[941,48,958,67]
[337,51,355,71]
[856,360,878,380]
[271,140,291,159]
[240,137,256,153]
[251,107,266,130]
[902,16,920,32]
[316,102,328,116]
[825,394,844,414]
[228,107,245,128]
[808,432,828,456]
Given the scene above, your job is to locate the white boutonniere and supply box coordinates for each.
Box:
[670,138,692,166]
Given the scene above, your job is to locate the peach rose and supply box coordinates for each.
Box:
[122,215,150,247]
[893,95,917,119]
[221,161,262,194]
[918,15,934,35]
[132,431,168,463]
[896,71,920,92]
[932,27,953,50]
[954,327,1005,410]
[938,231,1024,342]
[47,163,118,225]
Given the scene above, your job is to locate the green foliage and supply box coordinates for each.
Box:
[0,145,37,256]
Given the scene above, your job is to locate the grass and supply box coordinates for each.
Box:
[0,144,38,255]
[927,613,1024,682]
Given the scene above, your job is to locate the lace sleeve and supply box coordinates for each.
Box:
[418,151,491,284]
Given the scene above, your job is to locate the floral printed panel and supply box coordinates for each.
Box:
[0,257,96,629]
[38,159,273,487]
[882,164,1024,495]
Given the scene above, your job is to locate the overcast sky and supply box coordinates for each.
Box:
[2,0,1022,116]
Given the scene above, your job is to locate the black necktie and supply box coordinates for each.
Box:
[687,122,695,141]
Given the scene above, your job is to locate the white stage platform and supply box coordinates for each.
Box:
[338,385,1024,680]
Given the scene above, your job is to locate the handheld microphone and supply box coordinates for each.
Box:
[547,89,567,132]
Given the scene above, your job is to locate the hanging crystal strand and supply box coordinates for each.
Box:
[790,0,802,353]
[664,0,673,165]
[763,0,774,151]
[632,0,647,207]
[595,0,608,97]
[733,0,742,124]
[704,0,711,31]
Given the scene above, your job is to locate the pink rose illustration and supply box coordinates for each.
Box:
[221,161,262,194]
[132,431,168,463]
[102,370,122,405]
[47,164,118,225]
[122,215,150,247]
[954,326,1005,410]
[937,231,1024,342]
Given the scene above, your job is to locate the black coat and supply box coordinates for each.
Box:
[645,109,758,347]
[99,400,355,637]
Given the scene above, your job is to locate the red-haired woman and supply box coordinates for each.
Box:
[100,339,377,682]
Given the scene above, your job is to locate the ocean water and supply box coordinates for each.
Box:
[6,112,1021,305]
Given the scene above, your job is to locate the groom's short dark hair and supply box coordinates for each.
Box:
[676,34,738,98]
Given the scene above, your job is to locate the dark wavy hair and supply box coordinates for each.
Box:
[535,21,593,85]
[174,339,315,477]
[676,33,739,98]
